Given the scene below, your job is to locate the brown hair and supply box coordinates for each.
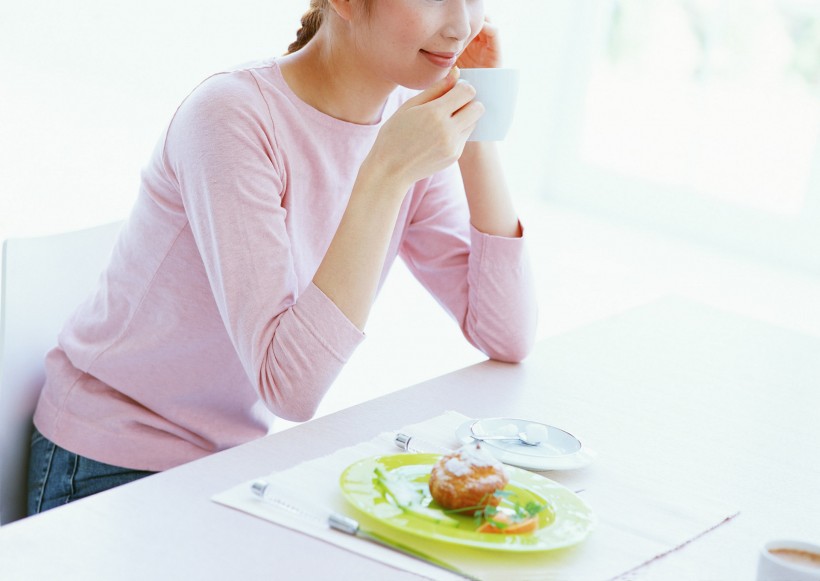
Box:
[286,0,372,54]
[287,0,327,54]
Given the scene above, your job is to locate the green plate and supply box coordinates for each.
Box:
[339,453,595,552]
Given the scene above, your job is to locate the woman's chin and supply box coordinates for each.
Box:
[401,70,452,91]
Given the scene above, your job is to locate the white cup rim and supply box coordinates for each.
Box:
[761,539,820,574]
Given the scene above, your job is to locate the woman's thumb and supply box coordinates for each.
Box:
[403,67,460,108]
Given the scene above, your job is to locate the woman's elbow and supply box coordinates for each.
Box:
[476,317,537,364]
[259,383,320,422]
[271,404,317,423]
[255,363,323,423]
[487,339,533,364]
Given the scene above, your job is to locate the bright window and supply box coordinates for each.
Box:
[542,0,820,269]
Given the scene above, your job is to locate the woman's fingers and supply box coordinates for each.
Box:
[403,68,480,124]
[434,80,485,130]
[457,15,503,69]
[367,68,484,185]
[401,67,460,109]
[422,78,475,115]
[453,97,485,133]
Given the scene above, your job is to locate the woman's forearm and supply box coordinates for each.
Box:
[311,164,408,331]
[458,141,521,238]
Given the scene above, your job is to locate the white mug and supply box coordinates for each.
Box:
[458,68,519,142]
[757,539,820,581]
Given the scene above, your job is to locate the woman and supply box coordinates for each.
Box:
[27,0,537,514]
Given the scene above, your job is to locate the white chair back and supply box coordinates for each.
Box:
[0,221,123,525]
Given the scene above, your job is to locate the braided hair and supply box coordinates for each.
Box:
[287,0,327,54]
[286,0,372,54]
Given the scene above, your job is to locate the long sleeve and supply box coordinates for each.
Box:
[399,164,538,363]
[164,72,365,421]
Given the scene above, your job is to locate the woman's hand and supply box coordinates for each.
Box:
[315,71,485,331]
[452,18,519,238]
[457,17,502,69]
[363,68,485,189]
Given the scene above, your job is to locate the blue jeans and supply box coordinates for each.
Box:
[27,427,156,516]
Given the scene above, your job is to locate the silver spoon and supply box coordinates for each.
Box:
[469,421,548,446]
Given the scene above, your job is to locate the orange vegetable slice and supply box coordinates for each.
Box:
[476,513,538,535]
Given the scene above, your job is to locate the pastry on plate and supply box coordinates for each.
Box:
[428,443,509,511]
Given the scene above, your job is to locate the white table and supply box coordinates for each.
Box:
[1,297,818,580]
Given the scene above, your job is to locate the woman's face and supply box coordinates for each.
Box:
[350,0,485,89]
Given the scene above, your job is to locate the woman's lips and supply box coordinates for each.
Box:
[420,50,458,68]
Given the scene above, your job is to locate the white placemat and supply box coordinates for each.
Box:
[213,411,738,580]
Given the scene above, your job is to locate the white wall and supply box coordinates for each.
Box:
[1,1,301,236]
[0,0,561,238]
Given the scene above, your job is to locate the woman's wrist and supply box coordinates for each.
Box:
[459,140,494,163]
[458,141,521,238]
[359,151,415,200]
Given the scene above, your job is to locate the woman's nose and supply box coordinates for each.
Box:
[443,0,473,42]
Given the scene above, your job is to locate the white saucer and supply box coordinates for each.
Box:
[455,418,596,471]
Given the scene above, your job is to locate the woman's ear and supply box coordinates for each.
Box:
[327,0,354,22]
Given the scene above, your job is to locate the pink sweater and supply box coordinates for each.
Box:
[33,59,537,471]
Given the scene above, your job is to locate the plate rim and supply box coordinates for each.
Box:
[338,453,596,552]
[455,418,595,471]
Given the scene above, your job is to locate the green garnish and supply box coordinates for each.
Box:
[373,467,458,527]
[442,490,548,530]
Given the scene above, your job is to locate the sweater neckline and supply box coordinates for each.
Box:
[269,58,389,134]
